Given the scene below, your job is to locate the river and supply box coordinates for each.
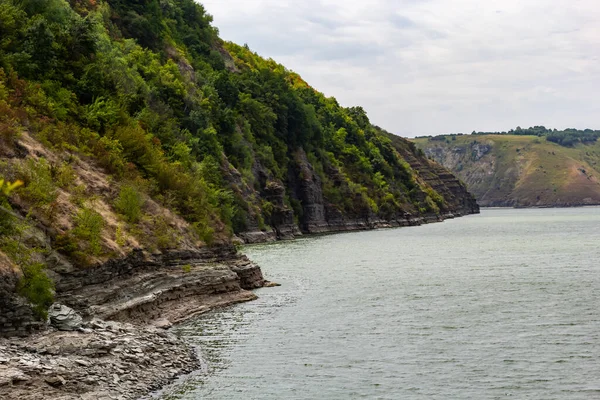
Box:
[157,208,600,399]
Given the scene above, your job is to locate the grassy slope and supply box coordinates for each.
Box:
[413,135,600,207]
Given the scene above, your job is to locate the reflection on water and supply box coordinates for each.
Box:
[157,208,600,399]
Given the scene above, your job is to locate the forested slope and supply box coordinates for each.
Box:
[0,0,478,333]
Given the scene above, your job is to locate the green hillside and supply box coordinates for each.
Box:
[0,0,477,317]
[413,134,600,207]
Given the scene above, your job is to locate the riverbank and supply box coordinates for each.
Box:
[0,209,480,399]
[0,319,199,400]
[0,247,265,399]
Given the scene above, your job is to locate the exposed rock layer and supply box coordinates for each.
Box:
[0,245,266,399]
[0,246,265,338]
[413,135,600,207]
[239,139,480,243]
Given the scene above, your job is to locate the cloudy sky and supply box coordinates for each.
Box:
[201,0,600,137]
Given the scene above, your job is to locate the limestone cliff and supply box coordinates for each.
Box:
[235,134,479,241]
[413,134,600,207]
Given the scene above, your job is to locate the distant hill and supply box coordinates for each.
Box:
[413,132,600,207]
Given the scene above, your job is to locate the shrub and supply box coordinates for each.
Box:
[115,224,126,247]
[73,208,104,255]
[115,185,144,223]
[17,262,55,319]
[54,233,79,255]
[51,162,76,189]
[17,158,58,206]
[153,215,181,251]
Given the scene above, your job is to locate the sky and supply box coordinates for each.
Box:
[200,0,600,137]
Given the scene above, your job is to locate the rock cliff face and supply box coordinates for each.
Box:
[391,137,480,217]
[0,246,264,339]
[55,247,264,325]
[413,134,600,207]
[237,135,479,242]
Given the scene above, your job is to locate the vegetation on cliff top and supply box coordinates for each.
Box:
[418,126,600,148]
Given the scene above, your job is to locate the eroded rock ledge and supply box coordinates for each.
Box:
[0,245,267,399]
[53,246,265,326]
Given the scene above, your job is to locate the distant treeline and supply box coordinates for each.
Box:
[417,126,600,147]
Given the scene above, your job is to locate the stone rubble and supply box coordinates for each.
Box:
[0,318,199,400]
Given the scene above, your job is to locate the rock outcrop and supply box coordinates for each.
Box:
[47,304,82,332]
[240,139,480,241]
[0,242,267,399]
[0,245,266,339]
[52,246,265,326]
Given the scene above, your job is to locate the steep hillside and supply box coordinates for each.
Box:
[413,134,600,207]
[0,0,478,346]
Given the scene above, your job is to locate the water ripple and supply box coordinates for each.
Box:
[158,208,600,400]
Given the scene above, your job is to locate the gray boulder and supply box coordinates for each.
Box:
[48,303,83,331]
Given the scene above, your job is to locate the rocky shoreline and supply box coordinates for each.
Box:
[0,319,200,400]
[0,245,267,399]
[0,208,480,400]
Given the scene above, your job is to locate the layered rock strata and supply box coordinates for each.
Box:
[239,143,479,243]
[0,245,266,399]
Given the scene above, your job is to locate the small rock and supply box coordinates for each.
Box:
[152,318,173,330]
[45,375,66,387]
[0,368,30,385]
[75,359,91,367]
[264,281,282,287]
[83,376,97,385]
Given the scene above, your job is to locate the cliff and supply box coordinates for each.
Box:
[413,134,600,207]
[0,1,481,396]
[0,0,480,339]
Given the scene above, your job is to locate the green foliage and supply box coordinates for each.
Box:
[0,0,458,244]
[0,178,22,238]
[72,207,104,255]
[51,162,76,189]
[17,262,55,319]
[151,214,181,251]
[16,158,58,206]
[115,223,126,247]
[0,190,54,318]
[115,184,144,223]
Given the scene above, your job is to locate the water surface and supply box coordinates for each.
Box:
[159,208,600,399]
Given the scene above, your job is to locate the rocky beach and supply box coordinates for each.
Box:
[0,246,266,399]
[0,319,199,400]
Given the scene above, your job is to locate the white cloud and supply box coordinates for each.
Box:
[201,0,600,136]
